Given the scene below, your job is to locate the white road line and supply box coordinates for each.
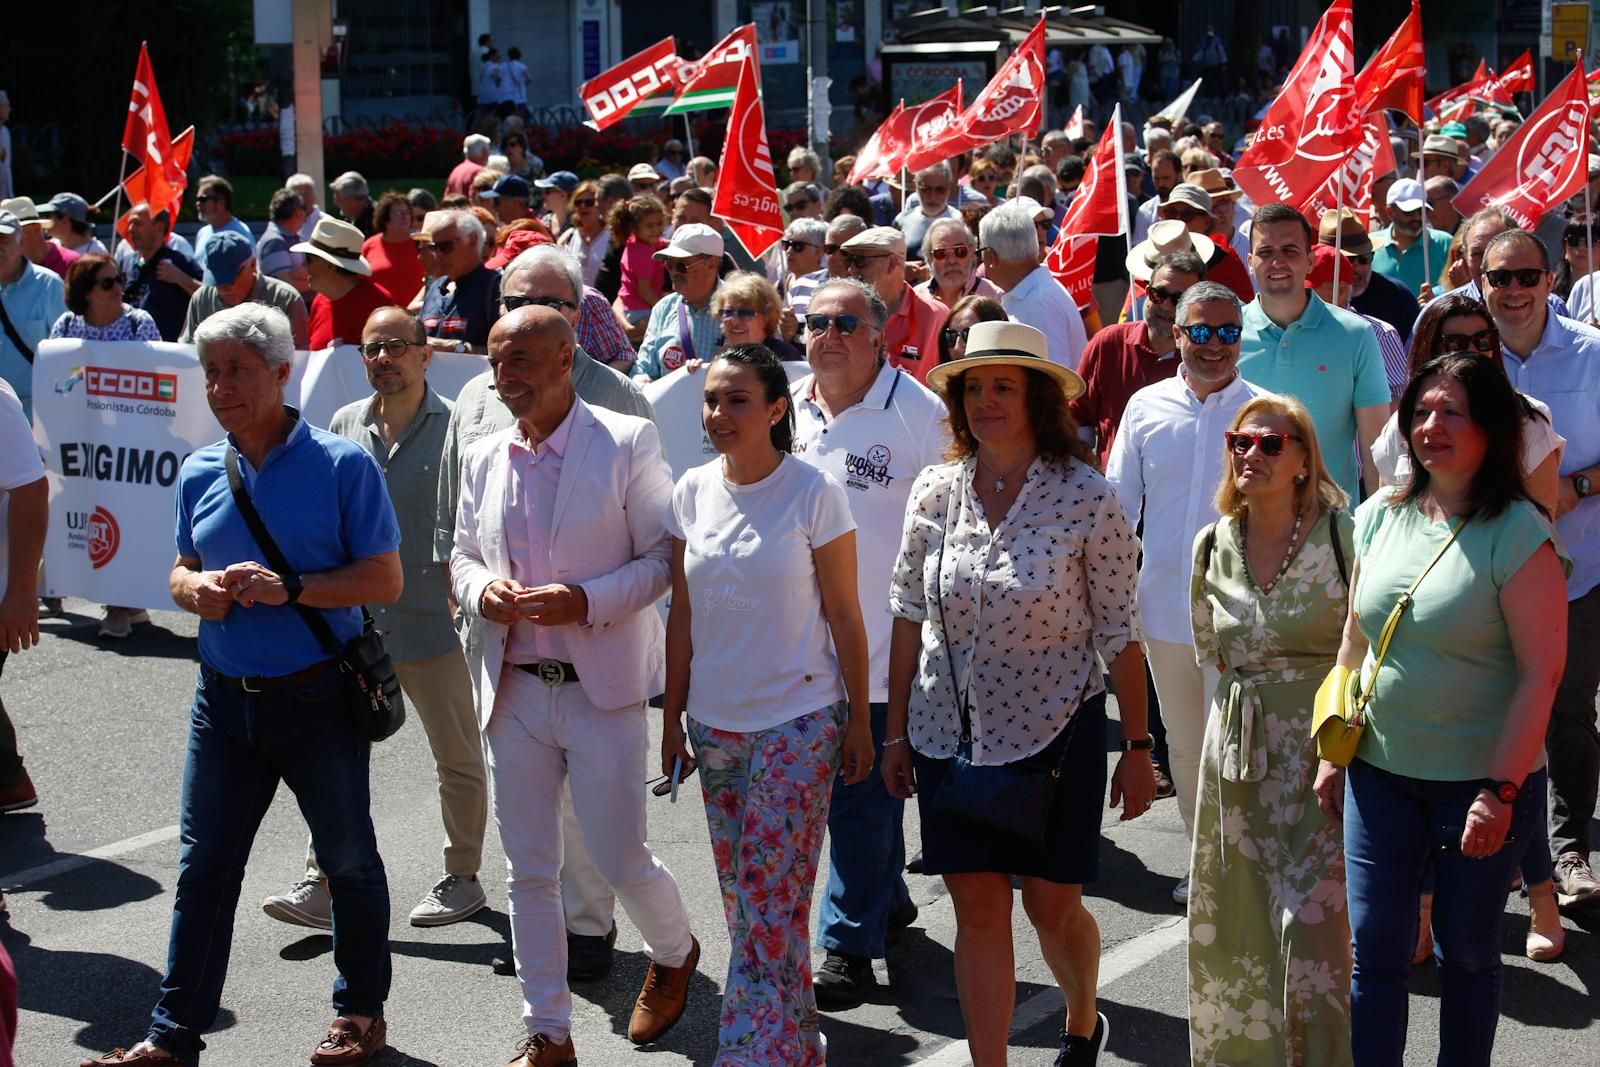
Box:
[2,824,180,889]
[912,916,1188,1066]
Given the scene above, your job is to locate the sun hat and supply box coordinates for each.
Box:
[1186,168,1241,201]
[1317,208,1375,257]
[926,320,1086,400]
[1160,183,1215,218]
[0,197,46,226]
[290,217,372,276]
[628,163,664,184]
[1125,218,1216,281]
[1422,134,1459,159]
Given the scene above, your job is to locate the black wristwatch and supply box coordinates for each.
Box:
[280,572,304,604]
[1479,779,1519,805]
[1120,736,1155,752]
[1573,473,1592,499]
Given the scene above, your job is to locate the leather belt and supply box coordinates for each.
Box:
[515,659,580,686]
[205,659,339,693]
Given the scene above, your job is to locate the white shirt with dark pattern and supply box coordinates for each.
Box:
[890,455,1142,765]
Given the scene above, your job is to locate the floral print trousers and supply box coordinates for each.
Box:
[689,703,844,1066]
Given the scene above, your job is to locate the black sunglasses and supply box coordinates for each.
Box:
[1225,430,1303,457]
[1435,328,1498,355]
[1346,252,1374,266]
[93,275,124,291]
[1563,228,1600,247]
[823,243,842,255]
[1180,322,1243,345]
[1146,285,1184,306]
[940,326,972,350]
[502,294,577,312]
[1484,268,1546,289]
[805,313,865,336]
[419,238,458,255]
[785,200,813,213]
[781,239,818,252]
[573,198,597,208]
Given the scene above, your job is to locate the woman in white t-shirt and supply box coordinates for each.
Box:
[661,343,874,1066]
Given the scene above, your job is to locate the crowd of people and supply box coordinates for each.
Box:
[0,72,1596,1067]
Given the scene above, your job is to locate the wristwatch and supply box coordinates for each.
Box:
[280,572,304,604]
[1120,736,1155,752]
[1574,473,1592,499]
[1479,779,1520,805]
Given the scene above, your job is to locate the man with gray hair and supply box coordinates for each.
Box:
[331,171,375,237]
[82,302,402,1066]
[780,216,829,323]
[286,173,327,240]
[791,276,948,1007]
[981,202,1088,369]
[1424,175,1461,236]
[895,161,961,260]
[783,181,824,221]
[447,134,493,198]
[417,209,498,354]
[256,188,310,296]
[922,217,998,308]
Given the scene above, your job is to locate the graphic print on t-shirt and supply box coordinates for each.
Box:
[699,522,760,612]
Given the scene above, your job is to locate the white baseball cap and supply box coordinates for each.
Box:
[653,222,724,260]
[1386,178,1427,212]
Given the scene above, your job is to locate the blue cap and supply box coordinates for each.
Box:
[202,230,255,286]
[535,170,580,193]
[487,173,532,201]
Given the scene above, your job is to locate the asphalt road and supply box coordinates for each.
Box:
[2,602,1597,1066]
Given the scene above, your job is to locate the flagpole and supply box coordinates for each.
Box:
[1586,178,1596,325]
[684,118,696,167]
[110,150,131,252]
[1333,176,1345,308]
[1416,123,1431,297]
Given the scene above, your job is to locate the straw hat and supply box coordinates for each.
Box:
[1187,168,1241,201]
[291,217,372,276]
[1125,218,1216,281]
[926,320,1085,400]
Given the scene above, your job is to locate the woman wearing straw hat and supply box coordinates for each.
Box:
[293,218,397,350]
[882,321,1156,1066]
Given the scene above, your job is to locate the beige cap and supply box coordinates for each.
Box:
[841,226,907,255]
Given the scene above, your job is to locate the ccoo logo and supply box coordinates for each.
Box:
[88,506,120,569]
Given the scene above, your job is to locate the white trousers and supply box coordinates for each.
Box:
[485,665,693,1042]
[1142,638,1216,839]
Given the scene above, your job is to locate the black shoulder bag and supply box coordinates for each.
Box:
[0,296,34,364]
[223,450,406,741]
[928,469,1080,843]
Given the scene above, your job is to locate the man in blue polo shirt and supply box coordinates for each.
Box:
[117,205,202,342]
[81,302,402,1067]
[1238,202,1390,498]
[0,208,65,415]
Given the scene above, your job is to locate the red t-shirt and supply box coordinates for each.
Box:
[1069,320,1182,467]
[361,236,425,308]
[445,160,485,198]
[308,276,398,350]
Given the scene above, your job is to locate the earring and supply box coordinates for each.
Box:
[1295,473,1308,484]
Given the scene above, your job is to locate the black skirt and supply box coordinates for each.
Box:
[912,692,1108,885]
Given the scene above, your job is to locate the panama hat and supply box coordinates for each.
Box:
[926,320,1085,400]
[291,217,372,276]
[1125,218,1215,281]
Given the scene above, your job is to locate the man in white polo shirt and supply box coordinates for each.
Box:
[789,277,949,1009]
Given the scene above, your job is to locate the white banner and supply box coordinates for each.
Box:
[32,339,488,609]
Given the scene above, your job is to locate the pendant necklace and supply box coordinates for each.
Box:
[977,454,1034,492]
[1242,510,1304,593]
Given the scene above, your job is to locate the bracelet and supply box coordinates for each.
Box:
[883,735,908,748]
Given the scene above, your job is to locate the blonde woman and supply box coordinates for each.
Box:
[711,271,803,361]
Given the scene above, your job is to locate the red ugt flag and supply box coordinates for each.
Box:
[847,102,908,184]
[1300,113,1398,231]
[711,56,785,259]
[906,18,1045,170]
[1047,104,1128,313]
[1231,0,1361,211]
[847,83,963,184]
[579,37,682,131]
[1354,1,1424,122]
[122,43,177,212]
[1453,62,1593,228]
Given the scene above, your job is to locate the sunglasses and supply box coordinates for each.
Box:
[93,275,124,291]
[1436,328,1498,355]
[358,338,420,359]
[718,307,758,321]
[1225,430,1304,457]
[1483,267,1546,289]
[929,245,971,262]
[805,313,865,336]
[501,294,577,312]
[916,185,949,196]
[785,200,813,213]
[1345,252,1374,266]
[666,256,712,275]
[195,194,221,203]
[781,239,819,252]
[1166,207,1209,223]
[843,252,887,271]
[573,198,597,208]
[940,326,972,349]
[1146,285,1184,305]
[1180,322,1243,345]
[419,238,458,255]
[823,243,842,255]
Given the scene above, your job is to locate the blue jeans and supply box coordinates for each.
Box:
[1344,758,1537,1067]
[147,667,391,1063]
[817,702,911,959]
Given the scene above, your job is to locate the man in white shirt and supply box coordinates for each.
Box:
[0,376,44,815]
[287,173,328,242]
[1106,280,1266,905]
[452,306,698,1065]
[789,278,949,1009]
[981,201,1088,370]
[894,162,962,260]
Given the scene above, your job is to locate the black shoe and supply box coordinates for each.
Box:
[814,951,875,1011]
[905,850,925,875]
[491,947,516,976]
[567,924,618,982]
[1054,1011,1109,1066]
[887,899,918,932]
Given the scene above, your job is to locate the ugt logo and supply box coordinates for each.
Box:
[87,506,121,569]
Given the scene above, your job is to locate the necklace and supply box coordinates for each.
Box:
[977,454,1034,492]
[1241,510,1304,593]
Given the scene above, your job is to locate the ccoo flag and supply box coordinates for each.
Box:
[666,25,758,114]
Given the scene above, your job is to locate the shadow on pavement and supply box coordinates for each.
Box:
[0,815,165,912]
[1086,835,1182,918]
[43,615,198,660]
[1012,997,1189,1064]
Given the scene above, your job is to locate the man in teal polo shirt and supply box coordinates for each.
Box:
[1370,178,1452,298]
[1238,202,1390,498]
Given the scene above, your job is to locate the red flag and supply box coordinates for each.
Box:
[1231,0,1361,211]
[666,24,758,113]
[121,43,177,215]
[847,101,907,185]
[906,18,1046,170]
[846,83,963,184]
[1047,104,1128,313]
[1354,1,1424,121]
[1453,62,1593,228]
[579,37,682,130]
[1428,63,1491,118]
[1299,114,1398,231]
[1478,50,1534,109]
[1064,105,1085,139]
[901,82,965,172]
[118,126,194,241]
[712,56,784,259]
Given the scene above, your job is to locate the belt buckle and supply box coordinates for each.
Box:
[534,659,565,686]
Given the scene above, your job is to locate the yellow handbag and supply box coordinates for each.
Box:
[1312,519,1464,767]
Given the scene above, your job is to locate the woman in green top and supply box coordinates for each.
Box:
[1187,394,1354,1066]
[1312,353,1568,1067]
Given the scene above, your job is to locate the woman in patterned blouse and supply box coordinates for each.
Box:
[49,254,160,343]
[882,321,1156,1067]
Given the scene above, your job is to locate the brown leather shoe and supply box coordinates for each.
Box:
[0,774,37,813]
[505,1033,577,1066]
[79,1045,178,1066]
[628,935,700,1044]
[308,1016,386,1065]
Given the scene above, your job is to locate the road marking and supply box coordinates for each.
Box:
[2,824,181,889]
[912,916,1187,1066]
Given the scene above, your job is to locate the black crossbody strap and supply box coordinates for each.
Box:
[0,295,34,365]
[223,448,343,655]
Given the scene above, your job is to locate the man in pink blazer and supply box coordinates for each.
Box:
[451,306,697,1067]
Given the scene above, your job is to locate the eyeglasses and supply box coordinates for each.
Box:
[501,294,577,312]
[1435,328,1498,354]
[93,275,124,291]
[1225,430,1303,456]
[929,245,971,262]
[1483,267,1546,289]
[805,313,865,336]
[358,338,420,360]
[419,238,458,255]
[573,198,597,208]
[1146,285,1184,305]
[785,200,813,213]
[1346,252,1374,266]
[718,307,758,321]
[1179,322,1243,345]
[781,239,819,252]
[940,326,972,350]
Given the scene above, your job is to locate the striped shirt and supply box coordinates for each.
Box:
[1361,311,1409,400]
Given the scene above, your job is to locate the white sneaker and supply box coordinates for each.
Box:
[262,877,333,929]
[1171,875,1191,905]
[97,607,133,639]
[409,873,487,927]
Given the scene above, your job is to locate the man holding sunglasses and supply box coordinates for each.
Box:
[633,224,724,382]
[1106,280,1267,904]
[1370,178,1452,299]
[838,226,947,385]
[1479,228,1600,913]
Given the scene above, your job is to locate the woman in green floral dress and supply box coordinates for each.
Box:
[1186,395,1354,1067]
